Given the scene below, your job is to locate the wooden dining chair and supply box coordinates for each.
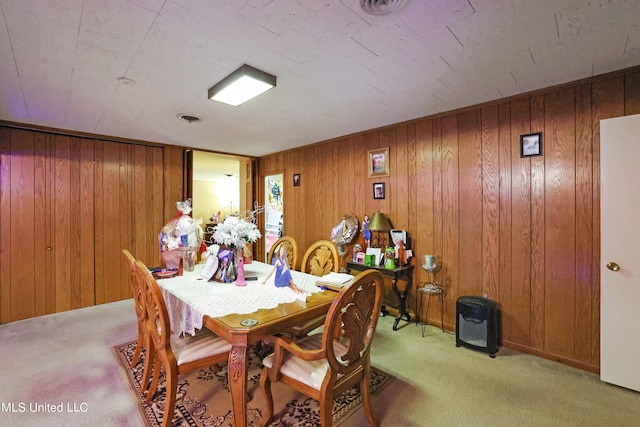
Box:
[267,235,299,271]
[259,269,384,427]
[286,240,341,338]
[134,260,232,427]
[300,239,339,277]
[122,249,156,394]
[122,249,143,367]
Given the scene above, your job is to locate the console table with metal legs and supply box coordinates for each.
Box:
[346,261,414,331]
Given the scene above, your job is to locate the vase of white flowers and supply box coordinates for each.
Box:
[212,216,261,286]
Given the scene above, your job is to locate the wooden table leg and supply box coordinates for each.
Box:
[228,340,248,427]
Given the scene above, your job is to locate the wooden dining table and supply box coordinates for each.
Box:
[155,260,341,427]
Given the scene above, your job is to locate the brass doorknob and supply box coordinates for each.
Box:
[606,262,620,272]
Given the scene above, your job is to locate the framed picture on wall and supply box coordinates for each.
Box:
[293,173,300,186]
[368,147,390,178]
[373,182,385,199]
[520,132,542,157]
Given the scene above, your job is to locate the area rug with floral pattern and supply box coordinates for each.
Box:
[113,340,394,426]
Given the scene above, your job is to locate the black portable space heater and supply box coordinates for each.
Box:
[456,296,500,358]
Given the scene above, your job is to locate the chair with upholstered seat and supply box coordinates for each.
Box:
[286,240,341,338]
[267,235,299,271]
[259,269,384,427]
[134,260,232,427]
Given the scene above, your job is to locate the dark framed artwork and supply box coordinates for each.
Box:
[520,132,542,157]
[373,182,385,199]
[293,173,300,187]
[368,147,390,178]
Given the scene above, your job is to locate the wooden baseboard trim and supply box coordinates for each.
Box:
[502,340,600,375]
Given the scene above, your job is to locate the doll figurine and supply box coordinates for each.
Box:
[262,246,305,294]
[362,214,371,249]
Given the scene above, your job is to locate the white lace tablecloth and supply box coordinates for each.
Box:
[156,261,330,337]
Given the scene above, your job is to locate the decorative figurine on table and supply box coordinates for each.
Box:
[362,214,371,250]
[396,240,407,266]
[262,245,305,294]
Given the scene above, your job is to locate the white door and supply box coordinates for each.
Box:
[600,113,640,392]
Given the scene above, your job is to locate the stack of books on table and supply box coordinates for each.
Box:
[315,272,355,291]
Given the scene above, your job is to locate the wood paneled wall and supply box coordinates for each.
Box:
[0,126,185,323]
[258,67,640,373]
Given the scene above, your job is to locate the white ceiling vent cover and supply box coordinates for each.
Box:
[359,0,409,15]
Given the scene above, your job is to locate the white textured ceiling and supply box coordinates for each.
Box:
[1,0,639,157]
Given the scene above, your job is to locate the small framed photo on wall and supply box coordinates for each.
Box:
[520,132,542,158]
[293,173,300,187]
[373,182,385,199]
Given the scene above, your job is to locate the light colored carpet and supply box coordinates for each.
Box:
[1,299,640,426]
[0,300,141,426]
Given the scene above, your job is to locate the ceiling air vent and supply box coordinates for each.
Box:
[359,0,409,15]
[177,114,201,123]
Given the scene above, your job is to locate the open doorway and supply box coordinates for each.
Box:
[191,150,252,245]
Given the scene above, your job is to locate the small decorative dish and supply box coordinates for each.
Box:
[151,268,178,279]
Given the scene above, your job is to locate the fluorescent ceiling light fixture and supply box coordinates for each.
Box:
[208,64,276,106]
